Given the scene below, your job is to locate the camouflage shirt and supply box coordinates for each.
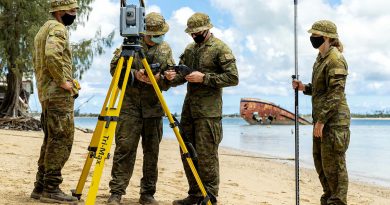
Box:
[110,39,175,118]
[304,47,350,126]
[175,35,239,118]
[33,19,73,102]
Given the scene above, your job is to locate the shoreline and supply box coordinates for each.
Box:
[218,140,390,189]
[72,115,390,120]
[351,117,390,120]
[0,129,389,204]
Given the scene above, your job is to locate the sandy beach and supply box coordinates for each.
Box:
[0,129,389,205]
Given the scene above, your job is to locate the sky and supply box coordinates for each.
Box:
[29,0,390,115]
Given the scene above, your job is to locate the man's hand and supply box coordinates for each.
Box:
[314,122,325,138]
[145,72,161,84]
[292,80,305,91]
[60,81,73,91]
[137,69,162,85]
[135,69,150,83]
[164,70,176,81]
[185,71,205,83]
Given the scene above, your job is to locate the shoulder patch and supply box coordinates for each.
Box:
[48,22,66,38]
[224,53,234,60]
[330,68,348,76]
[219,52,235,63]
[54,30,64,37]
[49,28,66,39]
[334,68,348,75]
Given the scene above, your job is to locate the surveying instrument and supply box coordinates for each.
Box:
[292,0,300,204]
[71,1,214,204]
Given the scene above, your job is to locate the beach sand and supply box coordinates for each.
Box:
[0,129,389,205]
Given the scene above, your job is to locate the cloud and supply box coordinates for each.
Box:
[71,0,118,41]
[165,7,195,61]
[30,0,389,114]
[210,0,390,99]
[146,5,161,14]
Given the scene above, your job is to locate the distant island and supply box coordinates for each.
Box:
[301,110,390,119]
[75,111,390,119]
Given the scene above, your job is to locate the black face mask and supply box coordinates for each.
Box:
[193,30,208,44]
[310,36,325,49]
[61,13,76,26]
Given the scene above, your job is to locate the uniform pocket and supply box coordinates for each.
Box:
[45,97,74,139]
[333,127,350,153]
[47,97,74,112]
[207,118,223,145]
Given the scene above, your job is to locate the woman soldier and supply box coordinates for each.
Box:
[292,20,351,205]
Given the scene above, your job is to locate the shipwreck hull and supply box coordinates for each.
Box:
[240,98,311,125]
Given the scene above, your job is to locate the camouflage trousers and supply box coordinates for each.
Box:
[313,125,350,205]
[179,116,222,198]
[34,97,75,191]
[109,115,162,196]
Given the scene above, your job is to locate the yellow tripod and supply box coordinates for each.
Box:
[72,36,213,205]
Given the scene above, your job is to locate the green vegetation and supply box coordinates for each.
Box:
[0,0,114,117]
[351,110,390,118]
[302,110,390,118]
[222,113,241,118]
[75,111,390,119]
[76,113,100,117]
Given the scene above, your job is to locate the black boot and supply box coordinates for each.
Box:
[40,188,78,204]
[320,193,330,205]
[172,195,202,205]
[139,194,159,205]
[30,186,43,200]
[107,193,122,205]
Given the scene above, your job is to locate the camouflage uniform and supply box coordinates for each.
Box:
[108,13,174,199]
[173,13,239,202]
[32,0,79,196]
[304,20,350,205]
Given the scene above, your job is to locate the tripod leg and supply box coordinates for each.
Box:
[72,56,126,199]
[141,57,212,205]
[84,55,134,205]
[72,54,135,204]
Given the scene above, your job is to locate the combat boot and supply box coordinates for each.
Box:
[320,193,330,205]
[107,193,122,205]
[30,186,43,199]
[40,188,78,204]
[139,194,159,205]
[172,195,202,205]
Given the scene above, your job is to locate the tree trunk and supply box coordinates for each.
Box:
[0,71,22,117]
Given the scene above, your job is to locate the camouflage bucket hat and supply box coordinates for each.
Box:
[185,12,213,34]
[50,0,79,13]
[145,12,169,36]
[308,20,339,39]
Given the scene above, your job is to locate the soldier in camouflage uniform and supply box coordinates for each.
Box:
[292,20,350,205]
[31,0,80,203]
[171,13,239,205]
[107,12,176,205]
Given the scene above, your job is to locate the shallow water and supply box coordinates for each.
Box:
[75,117,390,187]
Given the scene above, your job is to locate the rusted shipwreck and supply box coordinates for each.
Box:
[240,98,311,125]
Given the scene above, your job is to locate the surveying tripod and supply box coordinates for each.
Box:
[71,36,214,205]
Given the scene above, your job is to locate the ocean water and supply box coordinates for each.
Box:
[75,117,390,187]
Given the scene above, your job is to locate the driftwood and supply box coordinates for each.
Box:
[0,116,41,131]
[75,127,94,133]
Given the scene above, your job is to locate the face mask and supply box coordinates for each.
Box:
[61,13,76,26]
[310,36,325,49]
[193,30,208,44]
[151,35,165,44]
